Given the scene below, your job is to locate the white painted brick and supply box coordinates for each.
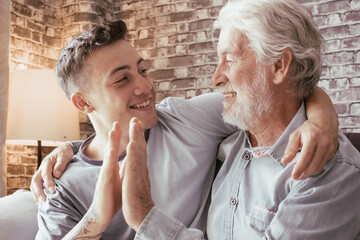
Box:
[211,0,225,6]
[138,49,151,59]
[139,29,149,39]
[175,2,188,12]
[350,103,360,115]
[156,36,169,47]
[318,80,330,91]
[350,0,360,9]
[327,13,341,25]
[46,27,55,37]
[175,45,187,54]
[350,78,360,87]
[186,90,197,98]
[158,81,170,90]
[79,3,92,12]
[195,31,207,42]
[175,67,189,78]
[196,9,208,19]
[336,78,350,89]
[154,58,169,68]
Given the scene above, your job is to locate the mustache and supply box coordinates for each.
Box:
[215,84,236,94]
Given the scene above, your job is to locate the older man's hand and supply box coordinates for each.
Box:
[30,142,74,203]
[121,117,154,231]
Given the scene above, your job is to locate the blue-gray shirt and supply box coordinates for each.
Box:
[136,103,360,240]
[36,93,236,239]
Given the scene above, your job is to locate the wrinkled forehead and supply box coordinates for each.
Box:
[217,27,250,55]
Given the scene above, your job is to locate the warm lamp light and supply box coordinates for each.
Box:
[6,69,80,167]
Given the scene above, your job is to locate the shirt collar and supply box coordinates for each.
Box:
[268,101,306,164]
[244,102,306,165]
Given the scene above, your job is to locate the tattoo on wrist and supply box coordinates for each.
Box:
[73,213,104,239]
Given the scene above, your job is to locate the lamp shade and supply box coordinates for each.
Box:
[6,69,80,142]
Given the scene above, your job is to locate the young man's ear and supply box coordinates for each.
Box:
[272,48,292,85]
[71,92,94,113]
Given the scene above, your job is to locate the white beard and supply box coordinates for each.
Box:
[220,66,273,130]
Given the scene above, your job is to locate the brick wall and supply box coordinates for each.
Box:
[116,0,226,101]
[7,0,360,194]
[299,0,360,133]
[6,144,56,195]
[117,0,360,132]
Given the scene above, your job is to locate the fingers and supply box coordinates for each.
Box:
[296,134,333,180]
[53,143,72,178]
[41,156,56,194]
[102,122,122,175]
[292,141,316,180]
[122,118,152,231]
[30,170,46,204]
[129,118,144,143]
[127,118,147,172]
[282,131,301,165]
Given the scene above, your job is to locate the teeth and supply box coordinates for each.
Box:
[131,99,151,109]
[223,92,236,98]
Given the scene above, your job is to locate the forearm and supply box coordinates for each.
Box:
[304,86,338,128]
[63,209,108,240]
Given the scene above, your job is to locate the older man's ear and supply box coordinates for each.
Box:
[272,48,293,85]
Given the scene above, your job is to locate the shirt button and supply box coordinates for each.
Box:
[243,151,252,161]
[230,198,237,205]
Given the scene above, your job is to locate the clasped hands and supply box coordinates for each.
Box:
[91,117,154,232]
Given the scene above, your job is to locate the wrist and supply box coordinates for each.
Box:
[132,202,155,232]
[65,141,76,154]
[86,205,112,230]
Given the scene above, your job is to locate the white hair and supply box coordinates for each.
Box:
[215,0,323,99]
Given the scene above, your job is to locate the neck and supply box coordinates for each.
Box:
[83,120,129,161]
[249,99,301,147]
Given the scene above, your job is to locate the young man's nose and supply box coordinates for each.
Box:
[133,73,152,96]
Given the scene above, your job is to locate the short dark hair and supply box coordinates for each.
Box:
[55,20,128,99]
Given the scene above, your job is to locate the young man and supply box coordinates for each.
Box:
[118,0,360,239]
[34,19,338,239]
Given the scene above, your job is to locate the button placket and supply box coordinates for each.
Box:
[242,150,253,161]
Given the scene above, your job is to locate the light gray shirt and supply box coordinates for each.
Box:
[36,93,236,239]
[136,102,360,240]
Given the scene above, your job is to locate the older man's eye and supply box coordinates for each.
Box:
[225,60,235,70]
[139,68,148,75]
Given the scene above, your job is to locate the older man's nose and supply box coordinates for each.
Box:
[211,62,228,87]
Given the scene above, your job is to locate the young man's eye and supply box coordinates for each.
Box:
[115,76,128,83]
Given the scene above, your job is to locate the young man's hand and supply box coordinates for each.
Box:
[281,86,339,180]
[63,122,123,240]
[90,121,123,226]
[121,117,154,231]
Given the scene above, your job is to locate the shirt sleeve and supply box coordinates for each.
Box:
[69,140,83,154]
[36,184,83,240]
[135,206,205,240]
[157,93,238,137]
[263,157,360,240]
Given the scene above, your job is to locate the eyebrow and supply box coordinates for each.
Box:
[109,58,144,76]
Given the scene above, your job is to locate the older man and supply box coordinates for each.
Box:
[113,0,360,239]
[29,5,338,240]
